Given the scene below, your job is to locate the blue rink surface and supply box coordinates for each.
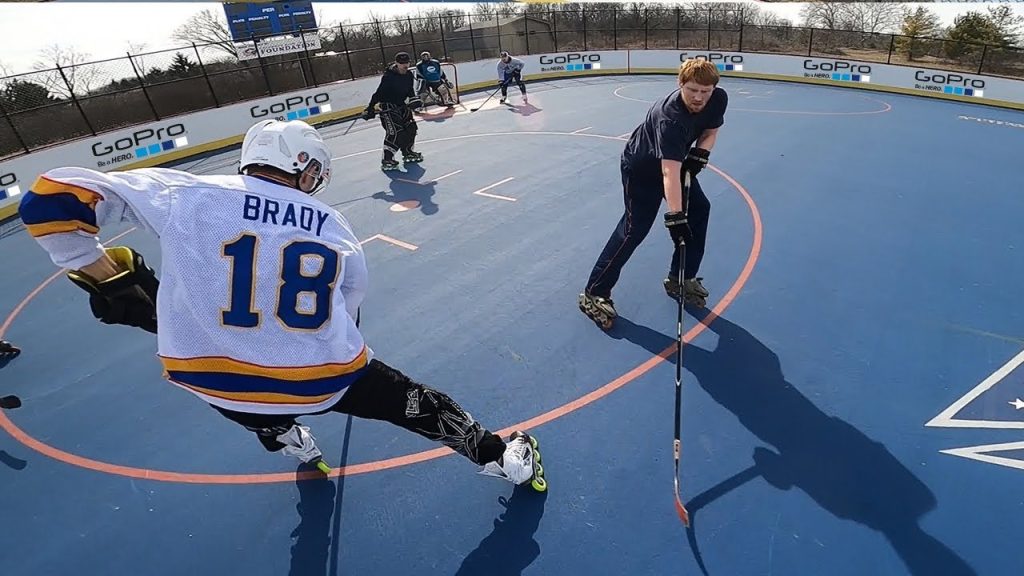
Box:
[2,75,1024,576]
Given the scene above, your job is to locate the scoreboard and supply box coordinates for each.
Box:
[224,1,318,41]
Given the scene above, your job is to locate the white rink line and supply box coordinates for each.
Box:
[571,126,592,134]
[394,169,462,185]
[473,177,516,202]
[360,234,418,251]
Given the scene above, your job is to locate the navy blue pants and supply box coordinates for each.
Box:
[585,163,711,298]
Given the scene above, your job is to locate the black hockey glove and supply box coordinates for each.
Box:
[682,147,710,176]
[664,211,692,248]
[0,340,20,360]
[361,107,376,121]
[67,246,159,334]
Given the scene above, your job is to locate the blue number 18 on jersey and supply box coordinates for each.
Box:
[221,232,340,331]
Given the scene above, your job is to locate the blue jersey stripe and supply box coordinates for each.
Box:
[166,366,367,397]
[18,190,99,228]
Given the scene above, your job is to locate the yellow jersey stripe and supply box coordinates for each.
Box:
[159,346,368,381]
[25,220,101,237]
[31,176,102,206]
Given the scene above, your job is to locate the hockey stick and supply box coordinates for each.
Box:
[1,395,22,409]
[673,169,692,527]
[470,84,505,112]
[341,115,362,136]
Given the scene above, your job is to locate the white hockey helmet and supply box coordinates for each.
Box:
[239,119,332,195]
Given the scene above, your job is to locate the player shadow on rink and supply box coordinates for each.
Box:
[606,313,978,576]
[373,163,440,216]
[0,450,27,470]
[289,416,354,576]
[415,106,458,123]
[455,487,548,576]
[504,101,541,117]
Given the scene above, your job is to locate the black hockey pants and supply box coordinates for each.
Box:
[379,103,417,162]
[212,359,507,466]
[585,162,711,298]
[501,71,526,98]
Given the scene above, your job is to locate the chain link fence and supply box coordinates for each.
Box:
[1,6,1020,160]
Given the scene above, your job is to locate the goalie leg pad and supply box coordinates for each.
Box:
[67,246,159,334]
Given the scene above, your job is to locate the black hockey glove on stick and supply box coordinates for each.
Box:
[67,246,159,334]
[682,147,710,177]
[664,210,692,248]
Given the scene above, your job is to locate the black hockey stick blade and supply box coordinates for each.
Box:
[1,395,22,409]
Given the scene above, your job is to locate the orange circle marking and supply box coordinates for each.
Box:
[390,200,420,212]
[0,133,762,484]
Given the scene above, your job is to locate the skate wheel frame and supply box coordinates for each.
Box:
[578,294,615,331]
[527,435,547,492]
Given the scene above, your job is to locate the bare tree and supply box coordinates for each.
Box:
[171,9,236,59]
[842,3,907,35]
[741,4,792,28]
[31,44,99,98]
[473,2,518,23]
[126,41,150,81]
[800,1,847,30]
[986,4,1024,45]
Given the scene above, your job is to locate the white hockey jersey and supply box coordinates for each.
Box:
[19,166,371,415]
[496,57,525,81]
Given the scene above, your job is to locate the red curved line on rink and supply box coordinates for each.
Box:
[0,135,762,484]
[0,227,137,338]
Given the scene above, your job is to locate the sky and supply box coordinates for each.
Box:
[0,1,1019,77]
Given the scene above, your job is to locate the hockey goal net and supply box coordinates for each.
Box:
[415,62,460,108]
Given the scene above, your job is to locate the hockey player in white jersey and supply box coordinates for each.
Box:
[18,119,546,492]
[496,51,528,105]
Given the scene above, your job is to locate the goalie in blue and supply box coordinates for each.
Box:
[415,51,456,110]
